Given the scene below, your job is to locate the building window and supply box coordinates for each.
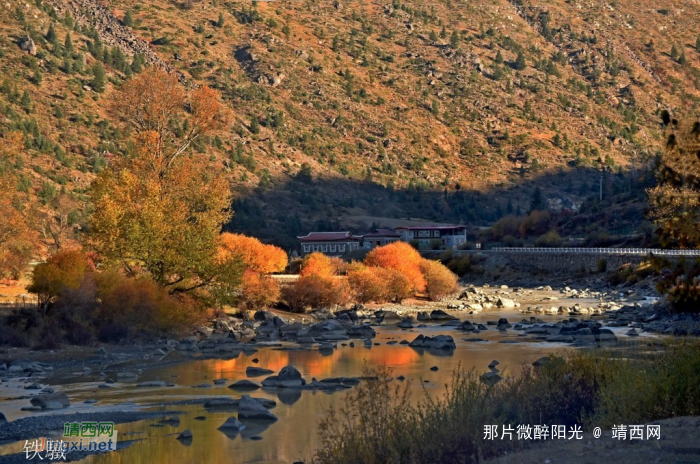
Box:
[303,245,309,253]
[339,245,345,252]
[331,245,336,252]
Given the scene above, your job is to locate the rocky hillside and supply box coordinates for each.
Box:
[0,0,698,249]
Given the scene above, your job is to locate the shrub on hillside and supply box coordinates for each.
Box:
[240,269,281,310]
[534,230,562,247]
[443,254,471,276]
[490,215,522,241]
[519,210,551,237]
[419,259,458,301]
[0,240,34,280]
[282,275,347,312]
[364,242,426,292]
[654,258,700,313]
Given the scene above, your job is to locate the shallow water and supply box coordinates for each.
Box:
[0,309,653,464]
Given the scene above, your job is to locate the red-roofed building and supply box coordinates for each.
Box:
[297,231,363,256]
[362,228,401,249]
[394,225,467,250]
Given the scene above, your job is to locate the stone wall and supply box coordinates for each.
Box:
[497,251,647,273]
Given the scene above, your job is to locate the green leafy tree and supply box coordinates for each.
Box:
[450,30,459,48]
[431,99,440,116]
[495,50,504,64]
[514,52,526,70]
[250,116,260,134]
[217,12,225,27]
[64,33,73,55]
[20,90,32,113]
[122,10,134,27]
[552,132,562,148]
[670,44,679,61]
[131,53,145,73]
[92,62,106,92]
[529,186,547,212]
[46,23,58,46]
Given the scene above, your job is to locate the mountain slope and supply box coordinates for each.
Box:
[0,0,698,250]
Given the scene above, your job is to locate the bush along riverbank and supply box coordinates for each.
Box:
[313,341,700,464]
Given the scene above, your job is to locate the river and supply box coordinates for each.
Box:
[0,300,654,464]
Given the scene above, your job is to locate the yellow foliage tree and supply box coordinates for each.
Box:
[90,69,241,302]
[419,259,458,301]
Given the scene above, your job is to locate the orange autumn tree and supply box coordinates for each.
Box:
[282,252,348,312]
[90,69,241,304]
[217,233,287,309]
[364,242,427,292]
[347,263,414,303]
[300,252,343,278]
[0,131,36,278]
[218,233,287,274]
[239,270,281,310]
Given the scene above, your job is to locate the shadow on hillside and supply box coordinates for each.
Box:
[224,165,653,251]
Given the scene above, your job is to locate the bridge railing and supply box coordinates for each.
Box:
[487,247,700,256]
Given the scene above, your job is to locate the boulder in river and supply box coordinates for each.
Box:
[430,310,456,321]
[177,429,193,444]
[480,371,502,385]
[228,380,261,391]
[238,395,278,421]
[30,392,69,410]
[346,325,375,339]
[218,417,246,432]
[457,321,475,331]
[277,365,304,387]
[379,311,402,324]
[137,381,166,387]
[595,328,618,342]
[408,334,456,350]
[301,319,349,341]
[246,366,274,377]
[496,298,515,308]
